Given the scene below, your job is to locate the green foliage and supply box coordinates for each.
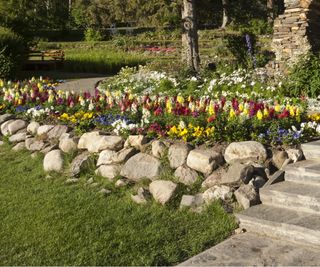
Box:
[0,145,236,266]
[282,53,320,98]
[84,28,105,42]
[0,27,26,78]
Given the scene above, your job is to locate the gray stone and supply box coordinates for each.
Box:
[41,144,58,154]
[131,194,148,204]
[7,120,27,135]
[221,163,254,186]
[78,131,124,153]
[97,150,116,166]
[120,153,163,181]
[65,178,79,184]
[0,119,14,135]
[0,114,14,124]
[47,125,68,140]
[152,140,167,158]
[224,141,267,164]
[12,142,25,151]
[37,125,54,136]
[124,135,149,150]
[27,121,40,135]
[168,143,192,169]
[99,188,111,195]
[187,149,223,175]
[112,147,137,164]
[59,137,78,153]
[235,184,260,209]
[201,169,226,188]
[149,180,177,205]
[115,179,129,187]
[137,187,151,200]
[174,165,199,186]
[203,185,233,204]
[43,149,64,172]
[286,148,303,163]
[180,194,204,209]
[70,152,91,177]
[9,132,27,143]
[25,138,46,151]
[95,165,122,180]
[272,150,289,169]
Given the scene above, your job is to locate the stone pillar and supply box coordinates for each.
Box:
[271,0,320,72]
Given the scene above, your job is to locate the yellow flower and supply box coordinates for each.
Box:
[177,95,184,104]
[166,101,172,114]
[257,110,263,120]
[289,106,295,117]
[275,105,281,112]
[208,105,215,116]
[263,108,269,118]
[239,103,244,112]
[229,108,236,119]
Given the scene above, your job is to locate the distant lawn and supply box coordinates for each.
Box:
[0,145,236,266]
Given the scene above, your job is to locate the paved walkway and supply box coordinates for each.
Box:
[56,77,109,93]
[180,140,320,266]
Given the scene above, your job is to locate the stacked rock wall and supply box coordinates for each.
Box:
[271,0,320,71]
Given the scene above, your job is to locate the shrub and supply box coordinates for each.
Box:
[84,28,104,42]
[282,53,320,98]
[0,27,26,79]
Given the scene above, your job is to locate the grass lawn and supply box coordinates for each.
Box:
[0,144,237,266]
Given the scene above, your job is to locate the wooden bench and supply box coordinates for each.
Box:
[25,49,65,71]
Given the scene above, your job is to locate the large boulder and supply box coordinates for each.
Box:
[37,125,55,136]
[95,165,122,180]
[25,138,46,151]
[43,149,64,172]
[149,180,177,205]
[272,150,289,169]
[174,165,199,186]
[220,162,255,186]
[112,147,137,164]
[224,141,267,164]
[59,136,78,153]
[120,153,163,181]
[12,142,25,151]
[286,148,303,163]
[187,149,223,175]
[97,150,117,166]
[47,125,68,140]
[78,132,124,153]
[202,169,226,188]
[27,121,40,135]
[180,194,204,210]
[168,143,192,169]
[9,132,27,143]
[124,135,150,151]
[0,120,14,135]
[0,114,14,125]
[152,140,167,158]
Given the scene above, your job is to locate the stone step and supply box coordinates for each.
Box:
[178,232,320,266]
[236,204,320,248]
[260,181,320,214]
[284,159,320,185]
[301,140,320,160]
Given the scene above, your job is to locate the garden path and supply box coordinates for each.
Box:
[179,140,320,266]
[56,76,109,93]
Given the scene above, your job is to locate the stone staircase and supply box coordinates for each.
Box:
[236,141,320,249]
[179,141,320,266]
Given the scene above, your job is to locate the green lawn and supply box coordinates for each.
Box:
[0,145,237,266]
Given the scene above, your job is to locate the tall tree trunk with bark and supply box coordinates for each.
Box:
[221,0,229,29]
[267,0,275,24]
[181,0,200,73]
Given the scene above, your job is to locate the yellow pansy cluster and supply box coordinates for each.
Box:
[308,113,320,122]
[59,111,94,124]
[168,123,215,142]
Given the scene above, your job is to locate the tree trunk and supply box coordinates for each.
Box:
[181,0,200,73]
[69,0,72,14]
[221,0,229,29]
[267,0,275,24]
